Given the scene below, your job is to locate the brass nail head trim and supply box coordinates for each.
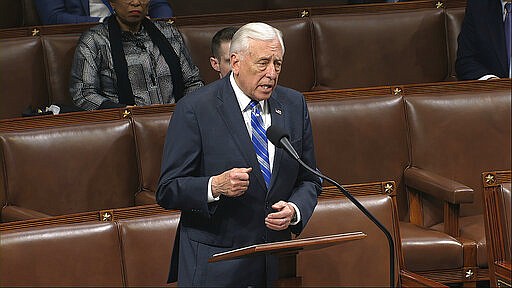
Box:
[485,173,496,186]
[122,109,131,118]
[100,211,113,221]
[384,182,394,194]
[464,269,474,279]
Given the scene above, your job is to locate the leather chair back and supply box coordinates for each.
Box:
[445,7,466,80]
[0,120,139,216]
[311,9,448,90]
[42,34,81,105]
[170,0,265,16]
[307,95,410,219]
[132,112,173,194]
[0,0,23,28]
[297,195,400,287]
[118,212,180,287]
[0,37,49,119]
[405,91,512,226]
[0,222,124,286]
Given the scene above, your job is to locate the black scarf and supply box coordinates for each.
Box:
[107,16,185,105]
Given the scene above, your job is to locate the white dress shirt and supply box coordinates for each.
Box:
[206,73,301,225]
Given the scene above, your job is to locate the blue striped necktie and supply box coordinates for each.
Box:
[248,100,271,188]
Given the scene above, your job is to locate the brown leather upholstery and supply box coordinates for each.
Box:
[404,90,512,268]
[0,221,124,286]
[0,120,139,219]
[400,221,463,271]
[42,34,80,105]
[312,9,448,90]
[307,94,470,277]
[270,18,315,92]
[21,0,41,26]
[308,95,409,218]
[0,37,49,119]
[118,212,180,287]
[170,0,266,16]
[0,0,23,28]
[297,195,400,287]
[132,112,173,198]
[445,7,466,80]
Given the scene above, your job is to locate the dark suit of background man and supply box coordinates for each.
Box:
[35,0,173,25]
[456,0,512,80]
[156,22,322,287]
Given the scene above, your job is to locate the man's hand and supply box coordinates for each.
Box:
[211,167,252,198]
[265,201,296,231]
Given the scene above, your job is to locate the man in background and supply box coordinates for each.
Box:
[209,26,238,78]
[456,0,511,80]
[35,0,173,25]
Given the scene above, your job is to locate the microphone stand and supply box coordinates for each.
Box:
[295,157,395,288]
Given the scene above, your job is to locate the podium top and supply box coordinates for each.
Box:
[209,231,366,263]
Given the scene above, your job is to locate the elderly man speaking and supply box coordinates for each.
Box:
[156,22,322,287]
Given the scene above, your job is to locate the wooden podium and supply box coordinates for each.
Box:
[209,231,367,287]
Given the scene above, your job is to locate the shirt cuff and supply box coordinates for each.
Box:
[478,74,499,80]
[207,177,220,203]
[288,202,301,225]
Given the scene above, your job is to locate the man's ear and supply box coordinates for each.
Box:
[209,57,220,72]
[230,53,240,75]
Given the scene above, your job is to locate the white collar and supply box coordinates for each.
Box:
[229,72,266,113]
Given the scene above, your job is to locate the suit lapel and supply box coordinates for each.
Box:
[215,78,267,190]
[487,1,508,73]
[268,93,285,193]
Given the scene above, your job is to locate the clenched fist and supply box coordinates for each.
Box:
[211,167,252,198]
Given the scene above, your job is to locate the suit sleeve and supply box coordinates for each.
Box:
[156,100,213,217]
[455,1,494,80]
[34,0,101,25]
[287,96,322,235]
[148,0,174,18]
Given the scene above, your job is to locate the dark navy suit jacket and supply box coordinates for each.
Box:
[35,0,173,25]
[156,75,322,286]
[456,0,509,80]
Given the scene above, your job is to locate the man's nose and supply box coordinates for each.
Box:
[265,63,277,79]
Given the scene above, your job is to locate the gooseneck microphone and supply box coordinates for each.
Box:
[266,125,395,288]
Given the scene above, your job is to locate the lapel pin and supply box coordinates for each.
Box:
[275,109,282,115]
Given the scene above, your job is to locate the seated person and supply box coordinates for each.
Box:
[70,0,203,110]
[209,26,238,78]
[35,0,173,25]
[456,0,511,80]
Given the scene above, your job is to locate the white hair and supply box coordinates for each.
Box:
[229,22,285,57]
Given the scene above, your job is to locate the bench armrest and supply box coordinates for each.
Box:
[1,205,51,222]
[404,167,473,205]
